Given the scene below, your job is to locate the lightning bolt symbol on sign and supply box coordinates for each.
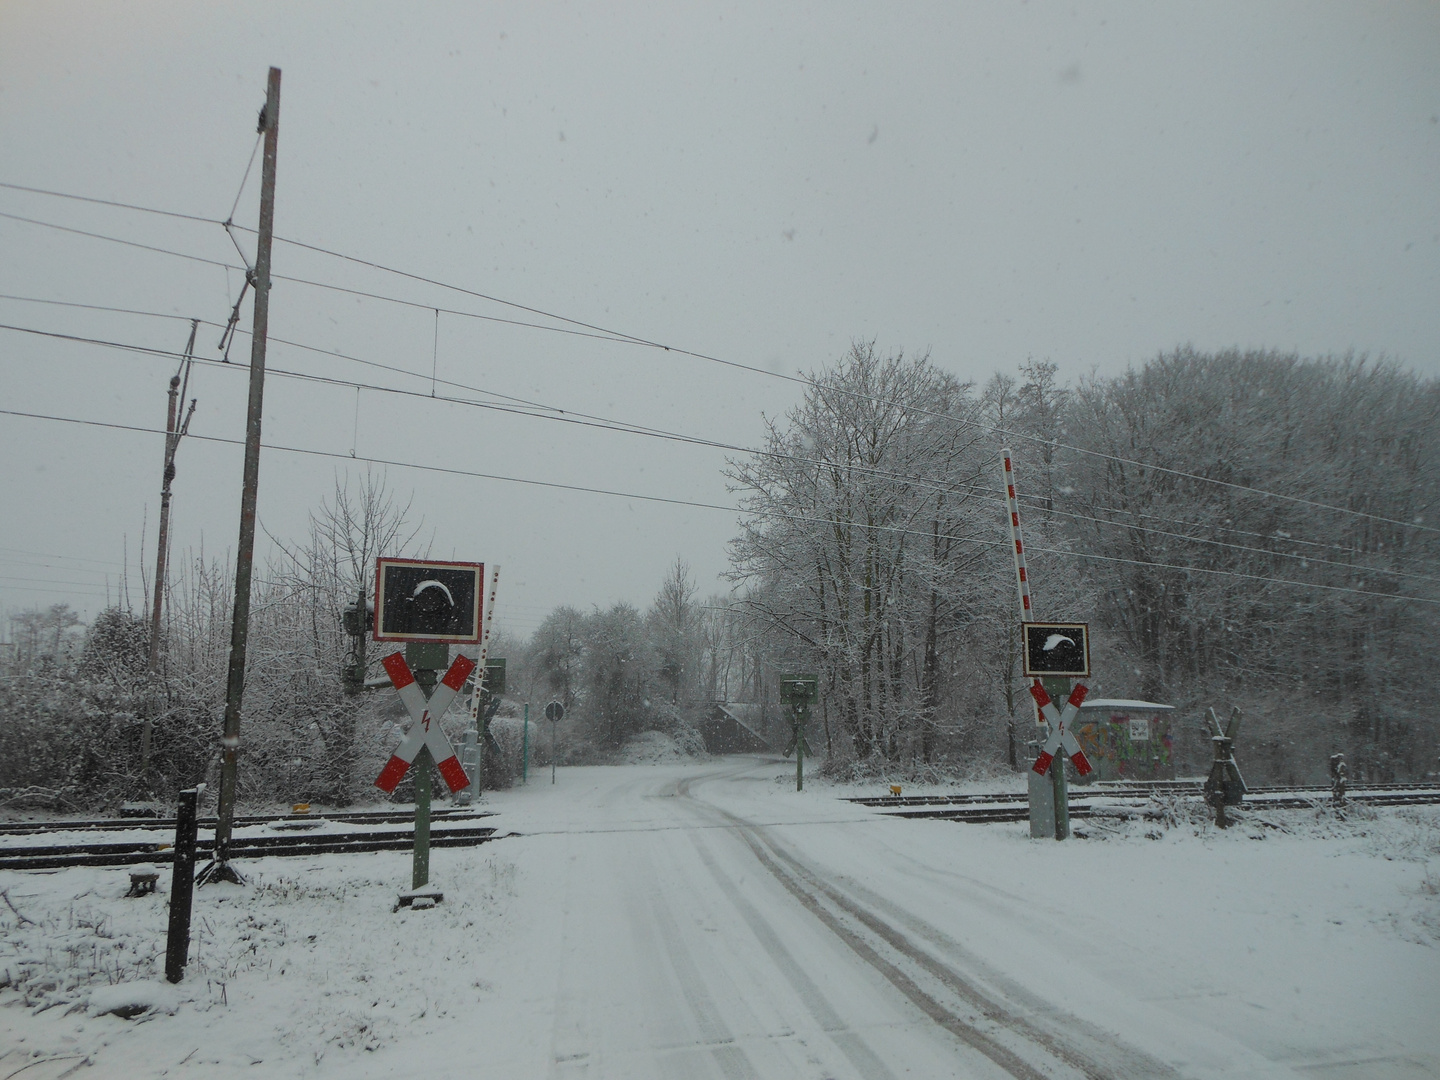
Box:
[374,652,475,794]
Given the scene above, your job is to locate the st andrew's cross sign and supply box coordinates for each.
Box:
[374,652,475,794]
[1027,680,1094,778]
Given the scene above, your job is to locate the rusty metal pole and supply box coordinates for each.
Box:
[144,322,198,780]
[204,67,280,885]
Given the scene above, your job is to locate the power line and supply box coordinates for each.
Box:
[0,294,1415,564]
[5,187,1436,535]
[234,223,1440,537]
[1,405,1433,609]
[0,209,646,346]
[0,583,114,599]
[0,573,118,589]
[4,319,1435,585]
[0,180,224,226]
[0,544,128,567]
[0,293,200,324]
[1022,498,1440,586]
[0,210,239,272]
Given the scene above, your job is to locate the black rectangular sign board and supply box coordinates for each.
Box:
[779,675,818,705]
[374,558,484,643]
[483,658,507,695]
[1022,622,1090,677]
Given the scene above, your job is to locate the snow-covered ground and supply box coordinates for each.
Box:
[2,757,1437,1079]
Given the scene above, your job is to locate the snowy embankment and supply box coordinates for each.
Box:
[2,759,1437,1079]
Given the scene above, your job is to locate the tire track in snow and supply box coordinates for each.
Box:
[676,768,1181,1080]
[687,829,902,1080]
[831,871,1182,1080]
[634,841,762,1080]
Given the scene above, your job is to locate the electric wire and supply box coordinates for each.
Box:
[0,405,1434,609]
[0,292,1423,565]
[0,180,224,226]
[237,224,1440,537]
[0,210,239,272]
[4,182,1434,537]
[3,319,1435,586]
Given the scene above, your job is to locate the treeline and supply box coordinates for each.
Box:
[725,344,1440,783]
[3,347,1436,811]
[0,476,433,810]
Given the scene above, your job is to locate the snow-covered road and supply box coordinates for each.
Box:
[505,758,1179,1080]
[3,756,1437,1079]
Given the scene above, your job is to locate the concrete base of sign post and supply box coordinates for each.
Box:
[1027,756,1055,839]
[395,887,444,912]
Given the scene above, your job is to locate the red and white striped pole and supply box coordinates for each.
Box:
[1002,449,1046,736]
[469,564,501,728]
[467,565,501,796]
[1001,449,1035,625]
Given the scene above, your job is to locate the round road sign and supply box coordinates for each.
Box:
[545,701,565,722]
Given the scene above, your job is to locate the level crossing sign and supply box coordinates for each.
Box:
[374,558,484,643]
[1022,622,1090,678]
[374,652,475,794]
[1027,680,1094,778]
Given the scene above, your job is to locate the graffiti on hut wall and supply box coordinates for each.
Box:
[1072,700,1176,782]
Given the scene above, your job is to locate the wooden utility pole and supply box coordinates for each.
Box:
[204,67,280,885]
[144,322,198,779]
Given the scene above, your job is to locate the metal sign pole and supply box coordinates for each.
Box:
[780,676,815,792]
[545,700,564,784]
[1003,450,1060,839]
[412,746,432,888]
[522,702,529,784]
[795,705,804,792]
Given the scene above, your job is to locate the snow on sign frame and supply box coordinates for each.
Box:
[373,558,484,644]
[1022,621,1091,677]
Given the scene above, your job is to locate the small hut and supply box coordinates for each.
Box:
[1071,698,1176,782]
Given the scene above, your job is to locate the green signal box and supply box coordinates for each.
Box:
[483,658,506,696]
[779,675,817,706]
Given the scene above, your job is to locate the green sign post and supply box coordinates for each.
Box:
[780,675,818,791]
[405,641,447,890]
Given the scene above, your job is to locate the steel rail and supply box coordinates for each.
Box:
[0,806,491,836]
[0,824,500,871]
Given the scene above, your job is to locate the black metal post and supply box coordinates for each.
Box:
[165,786,202,983]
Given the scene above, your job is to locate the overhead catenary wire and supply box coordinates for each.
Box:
[0,292,1424,564]
[1,405,1435,610]
[3,318,1436,587]
[3,182,1435,537]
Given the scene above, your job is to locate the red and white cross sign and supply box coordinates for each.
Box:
[1028,680,1094,778]
[374,652,476,794]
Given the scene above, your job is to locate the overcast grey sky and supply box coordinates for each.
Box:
[2,1,1437,640]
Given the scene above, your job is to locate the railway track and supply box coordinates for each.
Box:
[0,811,504,871]
[850,783,1440,824]
[846,780,1438,808]
[0,805,489,837]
